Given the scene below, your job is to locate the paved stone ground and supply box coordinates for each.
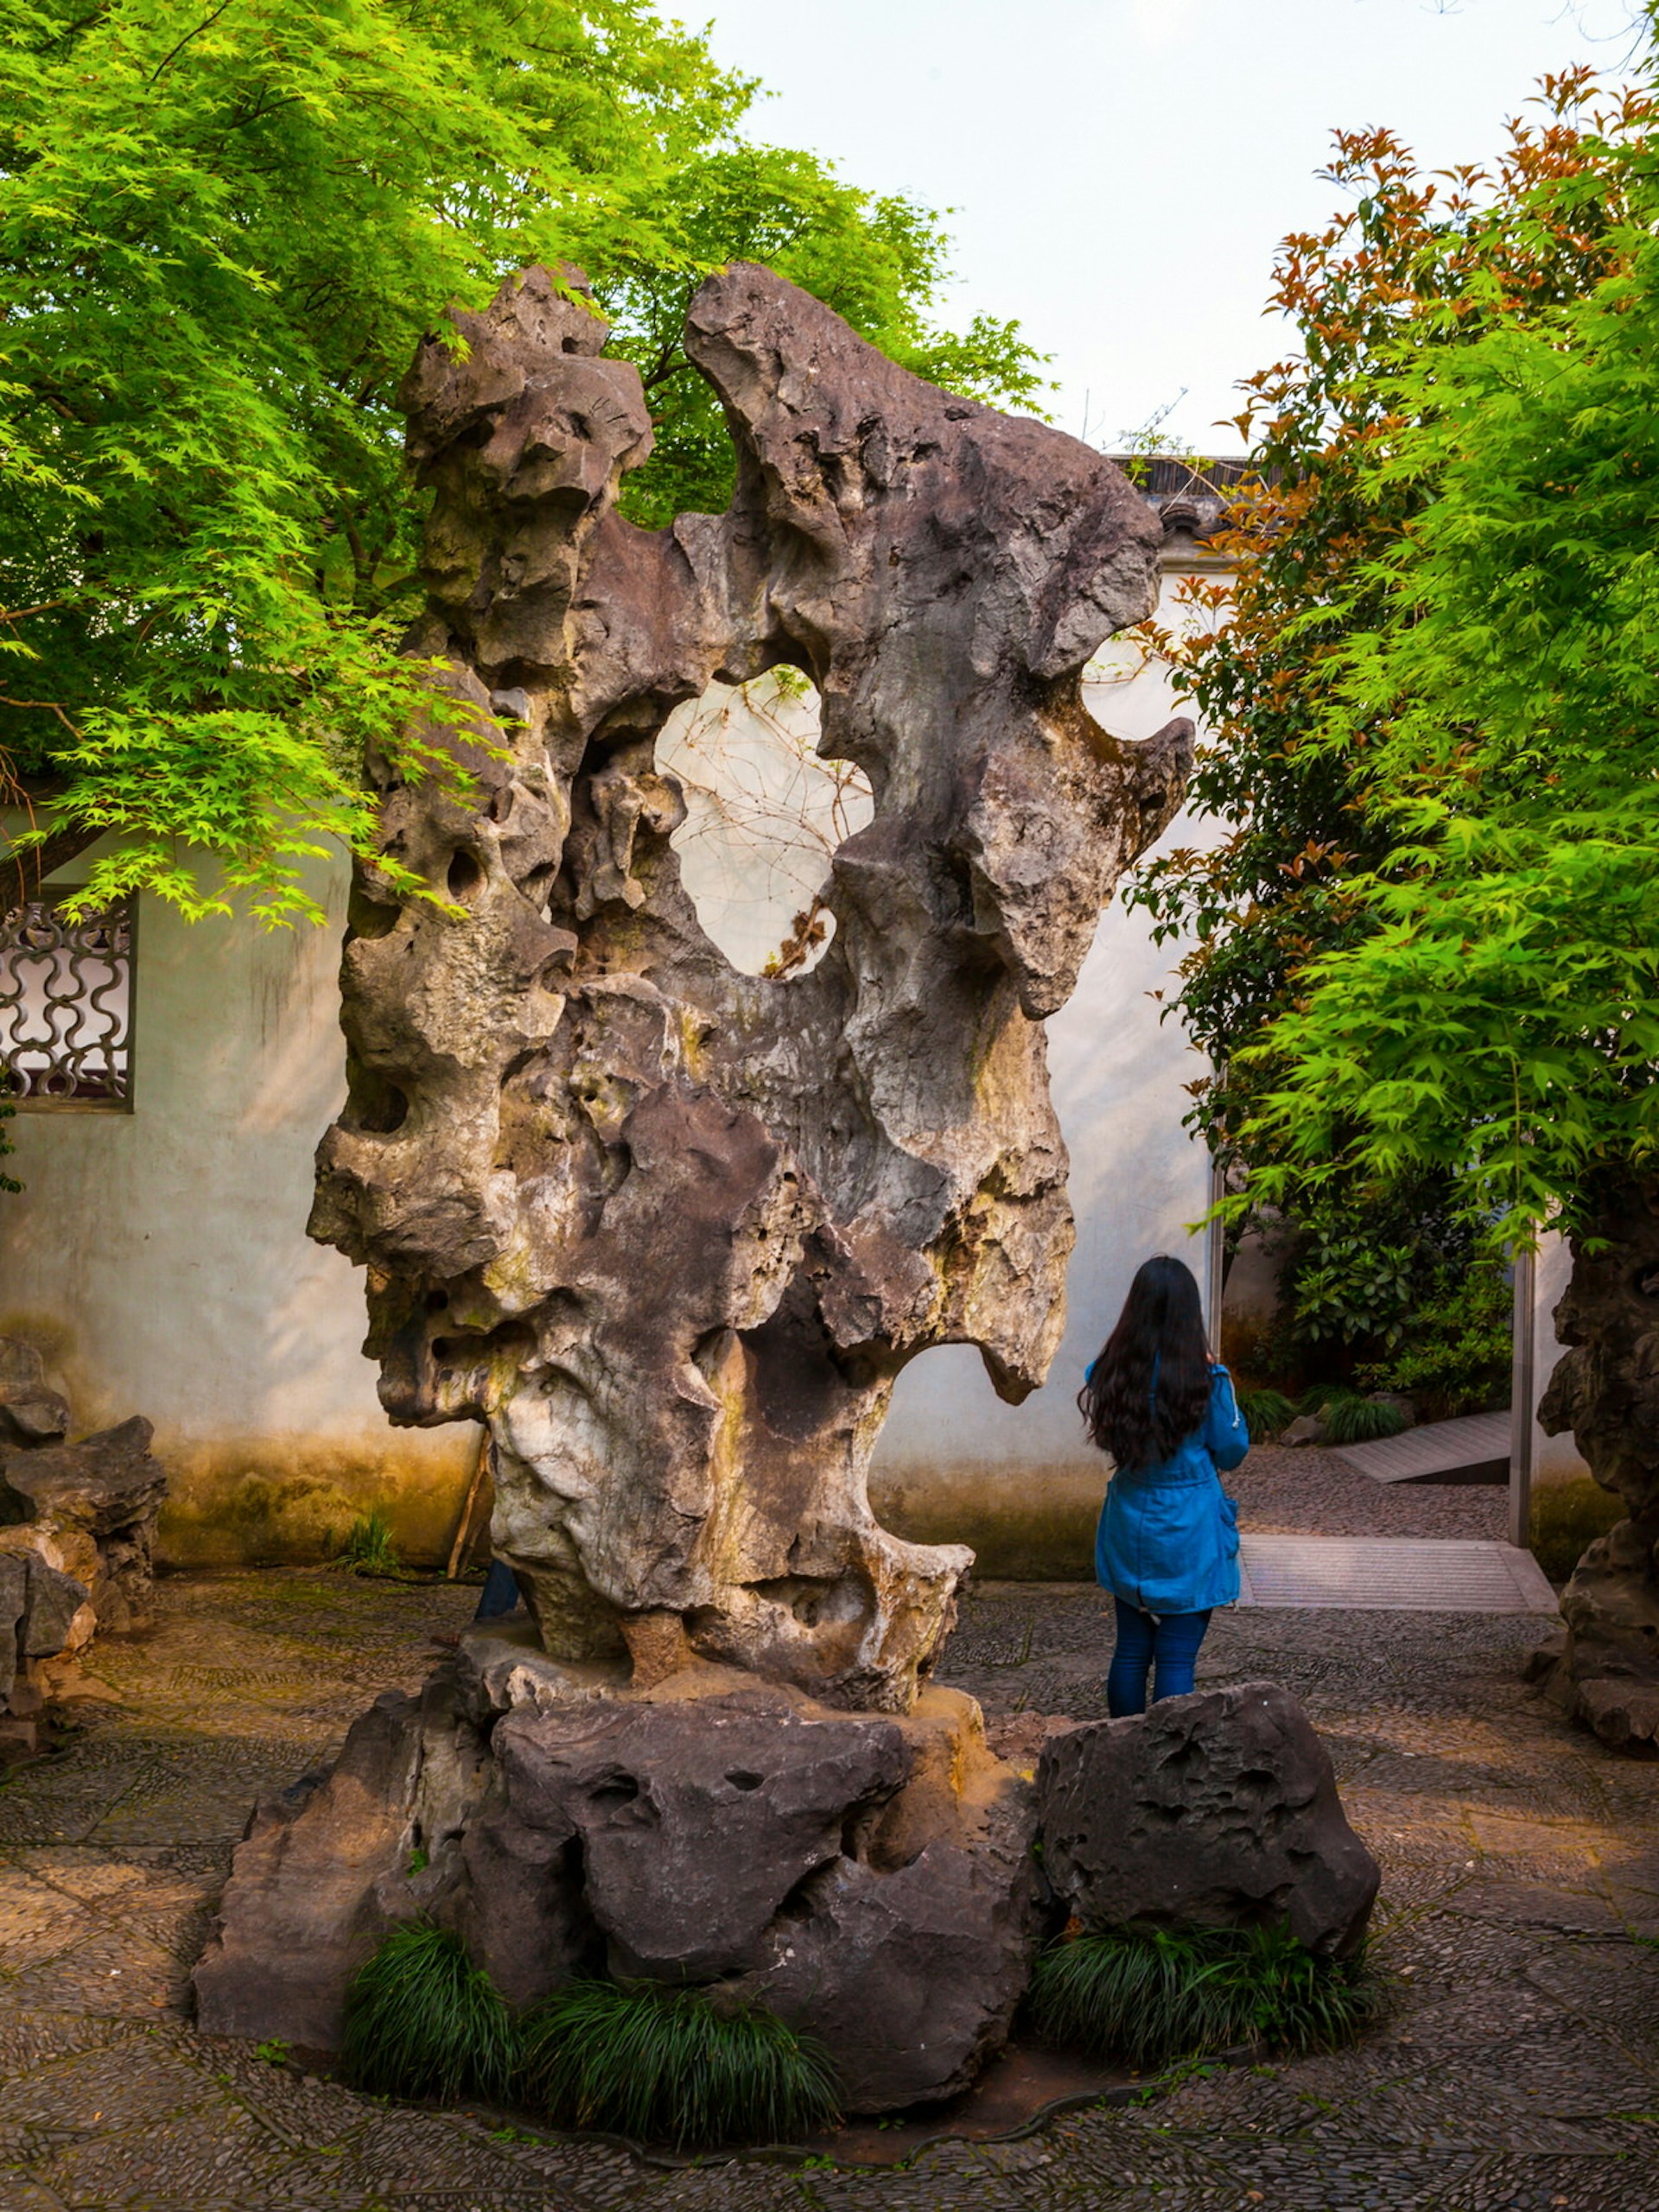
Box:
[1228,1441,1510,1542]
[3,1464,1658,2212]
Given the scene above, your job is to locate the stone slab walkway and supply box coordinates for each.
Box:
[2,1529,1658,2210]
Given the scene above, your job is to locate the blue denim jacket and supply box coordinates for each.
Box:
[1093,1363,1249,1614]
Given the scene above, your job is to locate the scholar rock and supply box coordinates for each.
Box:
[309,261,1192,1713]
[1037,1680,1380,1958]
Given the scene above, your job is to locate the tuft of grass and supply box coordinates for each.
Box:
[1236,1388,1295,1441]
[1291,1382,1409,1446]
[1321,1395,1409,1446]
[1027,1921,1383,2070]
[1530,1477,1625,1586]
[341,1919,517,2104]
[1295,1382,1348,1417]
[517,1977,842,2149]
[333,1508,401,1577]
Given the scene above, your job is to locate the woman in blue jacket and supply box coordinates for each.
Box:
[1078,1253,1249,1717]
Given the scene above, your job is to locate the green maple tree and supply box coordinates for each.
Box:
[0,0,1043,925]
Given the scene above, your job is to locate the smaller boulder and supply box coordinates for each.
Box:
[0,1415,166,1637]
[1038,1681,1379,1958]
[20,1557,92,1658]
[1281,1414,1327,1448]
[0,1338,70,1452]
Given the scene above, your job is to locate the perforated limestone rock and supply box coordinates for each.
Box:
[308,262,1191,1713]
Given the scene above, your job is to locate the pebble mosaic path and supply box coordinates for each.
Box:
[2,1452,1657,2212]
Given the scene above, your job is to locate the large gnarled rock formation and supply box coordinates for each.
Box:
[308,263,1192,1713]
[1534,1181,1659,1751]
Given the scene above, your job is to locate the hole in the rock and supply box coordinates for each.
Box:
[346,887,402,939]
[446,847,485,902]
[656,669,872,976]
[425,1289,449,1313]
[725,1770,765,1792]
[739,1273,854,1440]
[344,1071,409,1135]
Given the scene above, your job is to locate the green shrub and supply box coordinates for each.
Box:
[341,1919,517,2104]
[1356,1262,1511,1420]
[1236,1388,1295,1441]
[1530,1477,1625,1586]
[333,1508,401,1578]
[1321,1395,1409,1446]
[1027,1921,1382,2070]
[517,1978,841,2149]
[1289,1382,1409,1446]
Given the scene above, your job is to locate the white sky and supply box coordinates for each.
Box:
[693,0,1645,452]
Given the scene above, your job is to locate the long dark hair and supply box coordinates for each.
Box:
[1078,1254,1211,1470]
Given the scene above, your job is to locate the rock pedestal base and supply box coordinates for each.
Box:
[193,1624,1039,2113]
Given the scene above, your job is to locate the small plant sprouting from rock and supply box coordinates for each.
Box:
[1027,1921,1383,2070]
[340,1927,841,2148]
[517,1977,842,2150]
[254,2037,291,2067]
[331,1508,401,1578]
[342,1921,517,2104]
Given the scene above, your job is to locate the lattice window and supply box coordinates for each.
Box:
[0,891,134,1109]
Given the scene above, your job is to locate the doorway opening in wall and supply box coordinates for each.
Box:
[0,887,135,1109]
[656,670,873,978]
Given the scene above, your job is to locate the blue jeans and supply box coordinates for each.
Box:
[1106,1597,1212,1717]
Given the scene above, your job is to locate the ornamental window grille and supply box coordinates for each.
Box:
[0,891,134,1109]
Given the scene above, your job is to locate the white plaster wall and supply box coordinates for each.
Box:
[0,842,476,1563]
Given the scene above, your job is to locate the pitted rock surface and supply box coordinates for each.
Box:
[193,1643,1038,2110]
[1537,1179,1659,1753]
[470,1692,909,1984]
[1037,1678,1381,1957]
[308,262,1192,1712]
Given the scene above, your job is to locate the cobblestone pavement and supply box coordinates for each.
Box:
[3,1508,1658,2211]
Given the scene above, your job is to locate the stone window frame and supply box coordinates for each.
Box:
[0,881,137,1114]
